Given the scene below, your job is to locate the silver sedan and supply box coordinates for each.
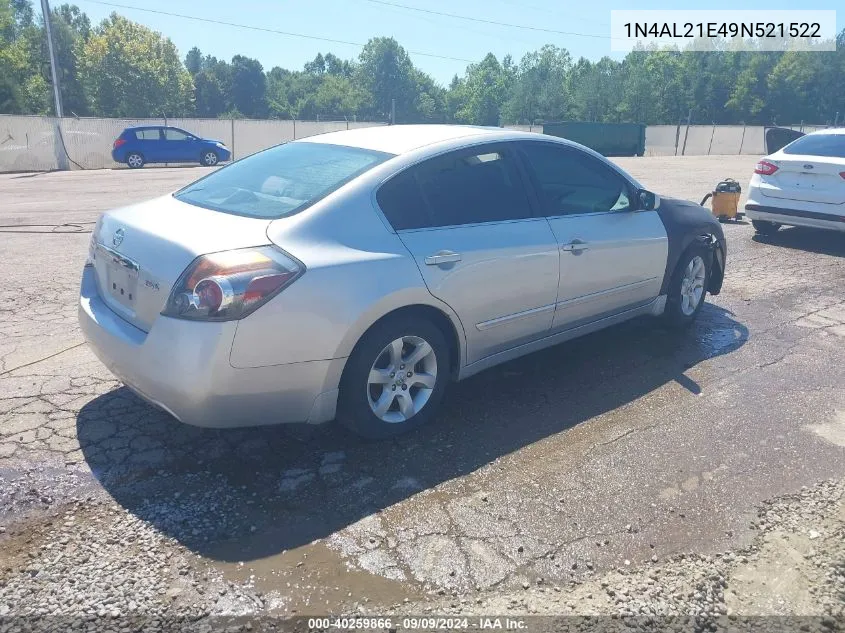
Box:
[79,125,727,438]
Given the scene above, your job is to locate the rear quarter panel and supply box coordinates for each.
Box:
[228,185,467,369]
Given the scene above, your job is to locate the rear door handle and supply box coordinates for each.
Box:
[561,239,589,253]
[424,251,462,265]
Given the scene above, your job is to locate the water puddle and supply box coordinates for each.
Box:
[210,537,420,615]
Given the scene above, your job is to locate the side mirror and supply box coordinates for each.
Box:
[637,189,660,211]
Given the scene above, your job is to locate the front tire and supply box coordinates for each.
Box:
[752,219,780,235]
[338,316,450,439]
[126,153,144,169]
[201,150,219,167]
[663,243,711,328]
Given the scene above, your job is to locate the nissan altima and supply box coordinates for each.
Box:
[79,125,726,438]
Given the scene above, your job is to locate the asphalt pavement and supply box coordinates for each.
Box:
[1,158,843,622]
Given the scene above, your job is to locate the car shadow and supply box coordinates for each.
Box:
[76,303,748,563]
[752,226,845,257]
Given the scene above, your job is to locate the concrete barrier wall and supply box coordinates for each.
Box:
[0,115,387,172]
[0,115,63,172]
[644,125,679,156]
[646,124,772,157]
[0,115,830,172]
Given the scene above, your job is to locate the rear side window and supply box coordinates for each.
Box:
[377,171,429,230]
[135,129,161,140]
[377,147,533,230]
[175,141,393,219]
[519,142,632,216]
[782,134,845,158]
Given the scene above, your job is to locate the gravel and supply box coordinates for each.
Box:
[395,479,845,622]
[0,470,274,633]
[2,476,842,631]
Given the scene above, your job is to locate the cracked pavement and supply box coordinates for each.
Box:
[1,159,844,621]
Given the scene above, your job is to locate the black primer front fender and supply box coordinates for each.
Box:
[656,196,727,296]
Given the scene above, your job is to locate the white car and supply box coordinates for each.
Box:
[746,129,845,235]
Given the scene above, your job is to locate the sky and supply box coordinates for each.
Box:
[70,0,840,85]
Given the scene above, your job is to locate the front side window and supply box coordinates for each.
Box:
[782,134,845,158]
[377,146,533,230]
[519,142,632,216]
[175,141,393,219]
[135,128,161,140]
[164,128,190,141]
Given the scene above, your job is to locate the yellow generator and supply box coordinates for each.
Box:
[700,178,743,222]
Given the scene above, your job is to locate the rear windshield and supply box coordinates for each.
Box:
[174,142,394,218]
[782,134,845,158]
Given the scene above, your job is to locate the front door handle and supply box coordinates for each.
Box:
[561,239,589,253]
[424,251,462,265]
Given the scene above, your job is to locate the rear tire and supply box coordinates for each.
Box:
[126,153,144,169]
[337,316,450,440]
[663,243,711,329]
[201,150,219,167]
[752,219,780,235]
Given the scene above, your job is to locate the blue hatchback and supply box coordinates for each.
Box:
[112,126,232,169]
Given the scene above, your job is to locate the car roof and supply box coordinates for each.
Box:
[124,125,186,130]
[298,124,536,155]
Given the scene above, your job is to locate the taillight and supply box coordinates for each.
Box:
[754,160,778,176]
[113,138,126,149]
[161,246,304,321]
[840,172,845,180]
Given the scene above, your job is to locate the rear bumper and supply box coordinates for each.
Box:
[78,266,342,427]
[746,203,845,232]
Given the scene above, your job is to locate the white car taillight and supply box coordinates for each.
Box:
[161,246,304,321]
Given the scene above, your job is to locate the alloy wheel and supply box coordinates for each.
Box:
[366,335,438,423]
[680,255,706,316]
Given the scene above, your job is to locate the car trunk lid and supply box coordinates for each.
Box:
[760,155,845,205]
[92,195,272,332]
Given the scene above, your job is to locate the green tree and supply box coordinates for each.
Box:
[412,69,445,122]
[184,46,202,75]
[79,13,192,117]
[355,37,418,122]
[324,52,353,78]
[229,54,265,117]
[308,73,367,119]
[185,50,231,117]
[193,68,227,117]
[0,0,25,112]
[504,45,571,124]
[725,51,781,124]
[46,4,91,115]
[453,53,507,125]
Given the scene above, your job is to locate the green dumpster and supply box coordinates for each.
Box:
[542,122,646,157]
